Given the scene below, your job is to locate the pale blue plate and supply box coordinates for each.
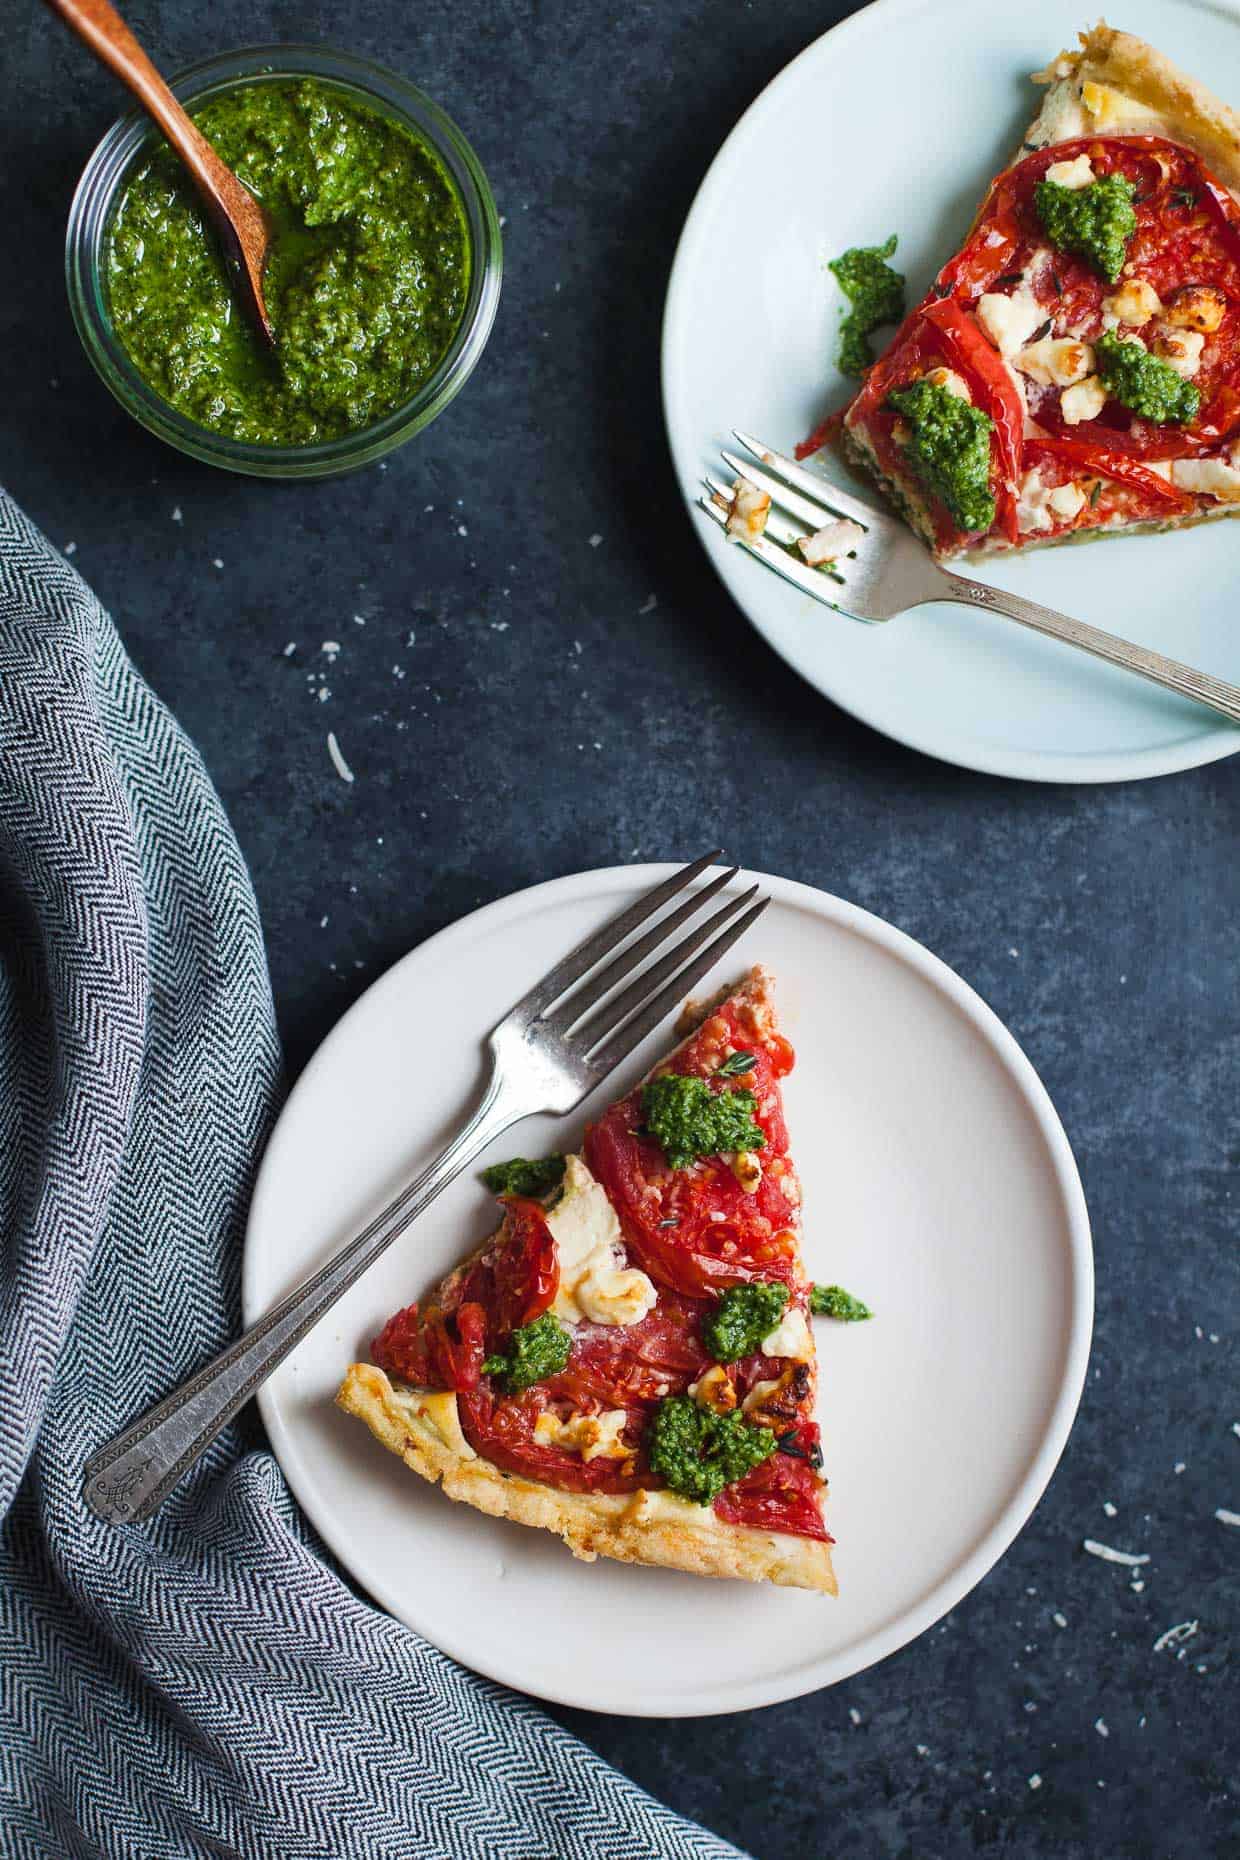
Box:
[663,0,1240,782]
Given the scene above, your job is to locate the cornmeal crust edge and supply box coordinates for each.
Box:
[1026,21,1240,198]
[337,1363,838,1594]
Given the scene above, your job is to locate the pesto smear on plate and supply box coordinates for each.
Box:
[106,79,470,446]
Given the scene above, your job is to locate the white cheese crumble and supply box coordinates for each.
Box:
[1016,474,1086,534]
[1170,457,1240,502]
[533,1408,630,1461]
[1045,153,1095,190]
[1152,326,1205,379]
[1060,376,1108,425]
[546,1155,657,1327]
[728,1149,763,1193]
[741,1376,783,1416]
[725,477,771,542]
[1015,337,1093,387]
[923,366,971,402]
[1101,279,1162,328]
[1164,285,1227,333]
[797,517,865,566]
[976,289,1044,358]
[759,1305,814,1362]
[1048,482,1087,521]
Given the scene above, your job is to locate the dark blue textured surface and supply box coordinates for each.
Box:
[4,2,1237,1854]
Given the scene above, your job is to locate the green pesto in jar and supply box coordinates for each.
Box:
[105,79,471,446]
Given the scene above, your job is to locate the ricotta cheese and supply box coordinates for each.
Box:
[1102,278,1162,328]
[1169,457,1240,502]
[1016,470,1054,534]
[976,289,1044,358]
[533,1408,630,1462]
[758,1306,814,1363]
[1060,376,1108,425]
[725,477,771,542]
[547,1154,657,1327]
[1015,337,1093,386]
[797,517,865,567]
[1048,482,1087,521]
[923,365,972,402]
[728,1149,763,1193]
[1044,153,1096,190]
[1164,286,1227,334]
[1152,326,1205,379]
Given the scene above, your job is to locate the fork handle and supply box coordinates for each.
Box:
[947,573,1240,727]
[82,1067,531,1525]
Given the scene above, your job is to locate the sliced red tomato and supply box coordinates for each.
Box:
[451,1197,559,1341]
[1023,436,1192,512]
[714,1440,831,1542]
[584,1000,804,1299]
[372,1298,488,1394]
[456,1387,642,1493]
[371,1198,558,1395]
[543,1290,712,1409]
[795,406,845,461]
[919,297,1024,541]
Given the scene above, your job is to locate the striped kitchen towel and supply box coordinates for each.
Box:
[0,489,744,1860]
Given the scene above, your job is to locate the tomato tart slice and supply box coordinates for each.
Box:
[337,967,858,1593]
[838,24,1240,558]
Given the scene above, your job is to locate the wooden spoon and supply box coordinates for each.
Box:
[45,0,276,345]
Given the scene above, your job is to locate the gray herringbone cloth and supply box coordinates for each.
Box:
[0,490,744,1860]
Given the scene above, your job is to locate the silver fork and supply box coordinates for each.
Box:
[83,854,766,1525]
[700,431,1240,726]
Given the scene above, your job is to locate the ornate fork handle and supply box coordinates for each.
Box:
[82,1065,532,1526]
[949,575,1240,727]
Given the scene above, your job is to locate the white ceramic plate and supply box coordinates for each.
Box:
[662,0,1240,783]
[245,866,1092,1715]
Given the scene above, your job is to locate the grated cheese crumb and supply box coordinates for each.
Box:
[326,733,354,783]
[1083,1539,1149,1567]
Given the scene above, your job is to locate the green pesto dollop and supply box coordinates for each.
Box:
[106,79,470,446]
[1033,173,1137,285]
[702,1283,789,1363]
[1095,330,1201,424]
[640,1074,767,1172]
[829,234,906,376]
[646,1395,775,1504]
[481,1155,566,1198]
[482,1312,572,1393]
[886,376,996,533]
[809,1283,872,1322]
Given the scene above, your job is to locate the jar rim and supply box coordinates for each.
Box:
[65,44,503,479]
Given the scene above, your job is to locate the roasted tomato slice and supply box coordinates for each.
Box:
[372,1198,558,1394]
[714,1439,831,1542]
[456,1387,643,1493]
[449,1197,559,1341]
[372,1298,488,1394]
[542,1289,712,1410]
[1023,436,1192,513]
[584,1002,804,1299]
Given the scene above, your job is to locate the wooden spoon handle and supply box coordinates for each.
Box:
[45,0,238,206]
[44,0,275,340]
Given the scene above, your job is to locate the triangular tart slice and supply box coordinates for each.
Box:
[839,24,1240,559]
[337,966,838,1593]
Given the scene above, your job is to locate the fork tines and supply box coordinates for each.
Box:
[699,430,879,606]
[509,853,768,1072]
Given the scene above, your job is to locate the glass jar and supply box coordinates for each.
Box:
[65,45,502,478]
